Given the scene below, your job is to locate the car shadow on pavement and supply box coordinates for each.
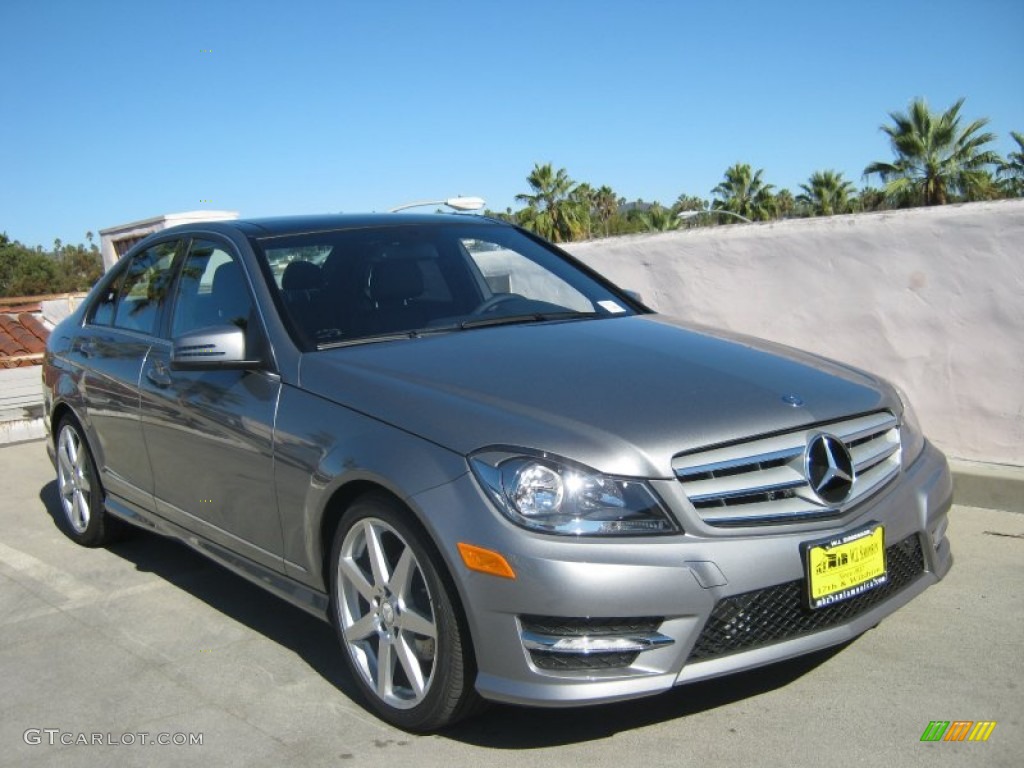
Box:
[446,644,846,747]
[39,479,852,747]
[38,480,363,704]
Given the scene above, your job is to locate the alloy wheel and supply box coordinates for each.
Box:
[57,424,92,534]
[335,517,439,709]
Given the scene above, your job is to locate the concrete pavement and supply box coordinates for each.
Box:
[1,439,1021,767]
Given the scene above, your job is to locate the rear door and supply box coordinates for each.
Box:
[71,239,181,511]
[139,236,284,571]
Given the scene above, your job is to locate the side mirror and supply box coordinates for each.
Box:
[623,289,644,305]
[171,325,263,371]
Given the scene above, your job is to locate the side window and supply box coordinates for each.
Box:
[89,270,125,326]
[172,240,254,337]
[111,242,179,336]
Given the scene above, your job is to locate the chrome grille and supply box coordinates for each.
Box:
[674,412,901,526]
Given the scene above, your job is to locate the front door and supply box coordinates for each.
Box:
[139,237,284,571]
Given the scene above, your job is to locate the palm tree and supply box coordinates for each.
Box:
[997,131,1024,197]
[774,189,796,219]
[594,185,619,237]
[711,163,776,221]
[863,97,1000,206]
[569,182,596,239]
[514,163,586,242]
[854,186,887,212]
[639,204,680,232]
[797,171,855,216]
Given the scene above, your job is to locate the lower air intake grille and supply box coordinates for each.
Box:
[688,534,925,662]
[530,651,640,671]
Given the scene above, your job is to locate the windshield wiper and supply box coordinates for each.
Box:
[316,325,464,350]
[459,311,600,330]
[318,332,416,350]
[316,312,602,348]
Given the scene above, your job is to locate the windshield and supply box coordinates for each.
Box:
[251,222,638,349]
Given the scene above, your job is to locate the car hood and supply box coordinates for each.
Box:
[299,315,896,478]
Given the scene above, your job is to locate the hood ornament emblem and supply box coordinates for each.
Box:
[781,393,804,407]
[805,433,855,505]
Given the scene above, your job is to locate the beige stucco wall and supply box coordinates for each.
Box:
[567,199,1024,467]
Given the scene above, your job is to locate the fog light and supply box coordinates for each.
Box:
[521,632,673,653]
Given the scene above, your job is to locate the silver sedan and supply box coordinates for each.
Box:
[43,214,953,731]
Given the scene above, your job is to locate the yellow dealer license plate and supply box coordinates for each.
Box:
[804,525,887,609]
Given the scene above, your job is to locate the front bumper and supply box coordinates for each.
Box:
[411,440,953,707]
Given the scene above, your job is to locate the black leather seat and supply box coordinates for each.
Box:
[282,260,322,292]
[281,260,329,342]
[359,260,426,335]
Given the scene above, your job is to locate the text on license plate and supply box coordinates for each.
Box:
[805,525,887,609]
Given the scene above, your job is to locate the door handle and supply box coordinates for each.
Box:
[146,361,172,389]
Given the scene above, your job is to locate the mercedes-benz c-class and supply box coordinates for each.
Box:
[43,214,953,730]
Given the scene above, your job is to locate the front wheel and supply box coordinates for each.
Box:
[329,494,482,731]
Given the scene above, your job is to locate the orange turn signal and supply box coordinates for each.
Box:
[457,542,516,580]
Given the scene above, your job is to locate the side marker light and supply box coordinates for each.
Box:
[457,542,516,579]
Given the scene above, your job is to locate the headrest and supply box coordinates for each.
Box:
[282,260,322,290]
[367,260,424,302]
[212,261,244,296]
[210,261,251,326]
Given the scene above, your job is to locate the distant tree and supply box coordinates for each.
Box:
[972,169,1009,200]
[797,170,856,216]
[514,163,587,242]
[711,163,776,221]
[774,189,796,219]
[483,208,516,223]
[610,199,659,235]
[593,185,619,237]
[639,203,680,232]
[996,131,1024,197]
[853,186,888,212]
[672,193,706,213]
[670,193,711,228]
[0,232,103,297]
[0,234,58,296]
[55,242,104,291]
[568,182,596,239]
[864,97,1000,206]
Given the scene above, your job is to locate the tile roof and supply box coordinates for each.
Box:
[0,313,50,367]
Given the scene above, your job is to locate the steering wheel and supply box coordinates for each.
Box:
[471,293,520,315]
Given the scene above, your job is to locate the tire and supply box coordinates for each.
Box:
[329,493,483,731]
[54,416,123,547]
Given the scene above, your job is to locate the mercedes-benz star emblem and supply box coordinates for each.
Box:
[805,433,855,504]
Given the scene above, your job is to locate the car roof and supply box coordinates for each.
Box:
[157,213,509,240]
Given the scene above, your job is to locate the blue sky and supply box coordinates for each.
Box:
[2,0,1022,248]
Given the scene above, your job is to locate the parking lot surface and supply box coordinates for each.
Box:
[1,439,1020,767]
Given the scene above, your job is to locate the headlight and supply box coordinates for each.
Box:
[894,385,925,468]
[470,450,678,536]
